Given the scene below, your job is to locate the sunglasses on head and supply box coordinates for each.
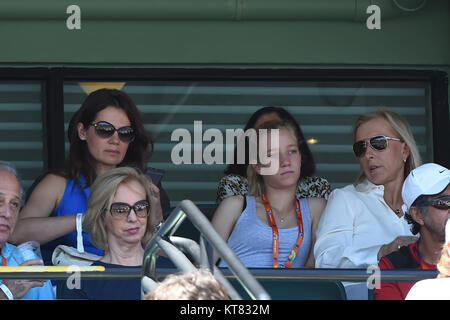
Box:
[108,200,150,219]
[353,135,402,158]
[91,121,135,143]
[419,195,450,211]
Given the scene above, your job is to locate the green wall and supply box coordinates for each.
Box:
[0,0,448,114]
[0,0,448,201]
[0,0,448,67]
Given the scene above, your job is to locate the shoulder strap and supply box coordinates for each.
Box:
[385,245,419,269]
[242,196,247,213]
[76,213,85,253]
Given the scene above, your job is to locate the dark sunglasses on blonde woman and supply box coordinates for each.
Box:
[91,121,135,143]
[353,135,402,158]
[108,200,150,219]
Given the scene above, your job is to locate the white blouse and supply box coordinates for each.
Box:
[314,179,415,268]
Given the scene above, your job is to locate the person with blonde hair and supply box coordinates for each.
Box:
[315,109,422,270]
[145,269,229,300]
[61,167,171,299]
[216,106,331,204]
[406,218,450,300]
[437,219,450,279]
[212,119,326,268]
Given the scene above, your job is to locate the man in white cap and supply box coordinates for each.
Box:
[374,163,450,300]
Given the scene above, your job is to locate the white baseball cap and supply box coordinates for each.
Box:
[402,163,450,211]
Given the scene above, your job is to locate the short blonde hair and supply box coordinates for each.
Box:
[437,244,450,278]
[145,269,229,300]
[247,119,302,197]
[83,166,155,250]
[352,109,422,183]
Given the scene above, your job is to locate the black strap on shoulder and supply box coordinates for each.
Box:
[385,246,420,269]
[242,196,247,212]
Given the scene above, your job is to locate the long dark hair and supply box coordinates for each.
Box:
[66,88,152,187]
[224,106,316,178]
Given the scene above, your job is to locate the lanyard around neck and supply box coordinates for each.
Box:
[261,192,304,268]
[0,248,6,267]
[1,248,7,284]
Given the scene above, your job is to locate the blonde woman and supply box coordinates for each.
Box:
[216,106,331,204]
[145,269,229,300]
[437,220,450,279]
[212,119,326,268]
[61,167,172,300]
[314,109,422,269]
[406,218,450,300]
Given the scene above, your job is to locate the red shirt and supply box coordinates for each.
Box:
[374,242,436,300]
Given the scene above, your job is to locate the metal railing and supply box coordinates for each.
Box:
[142,199,271,300]
[0,198,442,300]
[0,267,438,282]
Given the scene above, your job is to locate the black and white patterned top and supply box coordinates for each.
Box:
[216,174,331,204]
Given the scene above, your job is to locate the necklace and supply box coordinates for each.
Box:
[278,211,290,223]
[388,202,403,217]
[262,199,292,223]
[261,193,304,268]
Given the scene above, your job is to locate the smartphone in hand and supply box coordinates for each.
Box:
[145,167,165,186]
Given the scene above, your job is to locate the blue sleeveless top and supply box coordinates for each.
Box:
[40,175,104,265]
[219,196,312,268]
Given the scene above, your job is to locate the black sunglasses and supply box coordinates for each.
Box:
[418,195,450,211]
[91,121,135,143]
[353,135,402,158]
[108,200,150,219]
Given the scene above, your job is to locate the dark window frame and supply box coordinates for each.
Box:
[0,68,448,171]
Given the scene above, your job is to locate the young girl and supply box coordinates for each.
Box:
[216,106,331,204]
[212,119,326,268]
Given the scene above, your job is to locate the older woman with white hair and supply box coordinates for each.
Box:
[61,167,172,300]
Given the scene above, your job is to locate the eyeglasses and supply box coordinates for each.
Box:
[353,135,402,158]
[108,200,150,219]
[91,121,135,143]
[419,195,450,211]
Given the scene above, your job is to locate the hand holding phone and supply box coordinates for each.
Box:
[145,167,165,186]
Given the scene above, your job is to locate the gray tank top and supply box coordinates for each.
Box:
[219,196,312,268]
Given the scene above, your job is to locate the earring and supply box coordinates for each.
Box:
[403,158,407,163]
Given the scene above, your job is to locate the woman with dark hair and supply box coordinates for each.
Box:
[10,89,167,265]
[216,106,331,203]
[66,88,152,187]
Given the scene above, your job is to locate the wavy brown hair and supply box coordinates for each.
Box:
[66,88,152,187]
